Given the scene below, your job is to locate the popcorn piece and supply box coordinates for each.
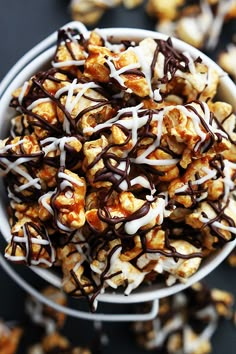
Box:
[175,4,213,49]
[227,248,236,266]
[70,0,121,26]
[5,218,55,267]
[26,286,67,333]
[70,0,143,26]
[28,332,91,354]
[123,0,143,9]
[57,237,95,297]
[132,282,234,353]
[218,43,236,81]
[39,169,86,231]
[0,135,43,199]
[146,0,185,21]
[137,239,202,285]
[211,288,234,318]
[91,239,147,295]
[84,42,150,97]
[154,0,236,50]
[186,198,236,250]
[0,321,23,354]
[57,84,116,137]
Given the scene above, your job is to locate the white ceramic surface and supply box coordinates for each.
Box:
[0,22,235,311]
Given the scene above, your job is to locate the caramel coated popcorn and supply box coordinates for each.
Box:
[218,43,236,82]
[28,332,91,354]
[150,0,236,50]
[1,25,236,309]
[132,282,234,353]
[70,0,143,25]
[0,320,23,354]
[26,286,67,333]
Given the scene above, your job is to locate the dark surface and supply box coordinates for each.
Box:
[0,1,236,353]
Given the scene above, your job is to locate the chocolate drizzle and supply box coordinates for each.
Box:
[9,222,54,266]
[2,26,236,311]
[151,37,191,85]
[201,200,236,246]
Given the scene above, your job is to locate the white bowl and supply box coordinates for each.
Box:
[0,22,235,313]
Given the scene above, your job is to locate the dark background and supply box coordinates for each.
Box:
[0,1,235,353]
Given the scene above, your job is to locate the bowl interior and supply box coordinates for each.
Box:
[0,25,235,304]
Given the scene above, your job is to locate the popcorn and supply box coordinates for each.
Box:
[218,43,236,81]
[1,25,236,309]
[70,0,121,26]
[132,282,234,353]
[70,0,143,26]
[5,218,55,267]
[227,248,236,266]
[57,235,95,298]
[28,332,91,354]
[0,320,23,354]
[152,0,236,50]
[146,0,185,21]
[26,286,67,333]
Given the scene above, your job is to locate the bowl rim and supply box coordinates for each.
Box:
[0,21,235,305]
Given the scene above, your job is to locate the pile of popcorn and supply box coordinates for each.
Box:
[70,0,236,50]
[149,0,236,50]
[0,24,236,309]
[0,286,92,354]
[133,281,235,354]
[70,0,143,25]
[0,282,234,354]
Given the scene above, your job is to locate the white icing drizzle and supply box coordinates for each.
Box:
[172,102,227,151]
[94,29,125,53]
[0,321,11,337]
[55,79,99,134]
[130,176,156,195]
[175,167,217,194]
[55,219,72,233]
[222,160,236,201]
[51,59,86,67]
[207,0,234,50]
[73,229,91,262]
[41,136,78,167]
[146,315,184,349]
[105,56,141,88]
[0,138,25,153]
[18,81,29,105]
[39,172,83,233]
[153,88,162,101]
[84,102,144,134]
[6,224,55,267]
[0,156,41,189]
[200,215,236,234]
[132,45,153,97]
[84,103,180,167]
[88,100,228,167]
[184,305,217,353]
[91,245,147,295]
[0,138,41,190]
[125,193,169,235]
[39,190,55,215]
[57,171,84,187]
[27,97,52,110]
[7,187,22,203]
[155,52,165,80]
[182,51,196,75]
[25,297,56,334]
[14,177,41,192]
